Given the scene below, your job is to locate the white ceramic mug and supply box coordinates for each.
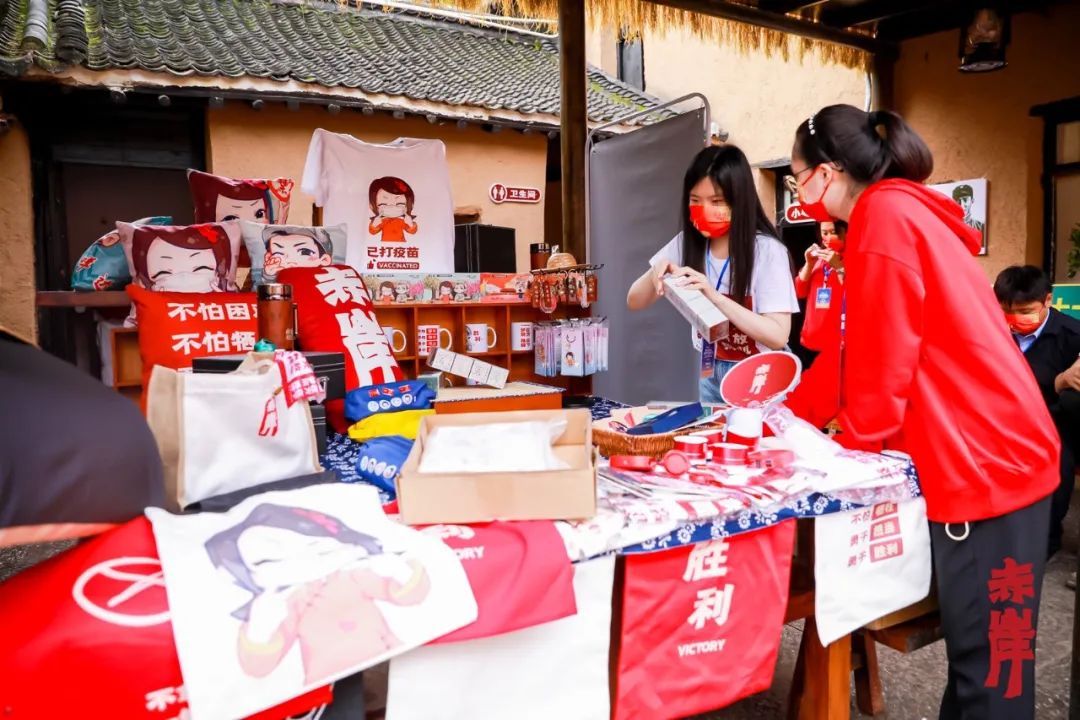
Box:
[381,326,407,354]
[511,322,534,351]
[466,323,498,353]
[417,325,453,356]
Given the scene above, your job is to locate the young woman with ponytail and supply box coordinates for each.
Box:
[787,104,1058,719]
[626,145,798,403]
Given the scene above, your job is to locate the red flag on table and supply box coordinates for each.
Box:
[0,517,330,720]
[421,521,577,644]
[613,521,796,720]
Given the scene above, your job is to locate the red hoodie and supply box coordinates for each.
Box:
[811,179,1058,523]
[795,258,844,352]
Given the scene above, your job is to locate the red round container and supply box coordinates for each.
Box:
[673,436,708,457]
[660,450,691,476]
[690,428,725,445]
[609,455,656,472]
[709,442,749,466]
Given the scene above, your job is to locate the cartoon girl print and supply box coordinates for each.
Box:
[131,225,233,293]
[190,170,294,225]
[452,281,468,302]
[368,177,418,243]
[262,227,333,279]
[394,281,411,304]
[205,504,430,686]
[378,281,395,304]
[436,280,453,303]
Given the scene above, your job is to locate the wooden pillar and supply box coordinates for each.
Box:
[558,0,587,263]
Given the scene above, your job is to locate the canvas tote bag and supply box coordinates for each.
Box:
[147,354,320,510]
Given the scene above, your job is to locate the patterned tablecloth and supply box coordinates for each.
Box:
[321,396,922,560]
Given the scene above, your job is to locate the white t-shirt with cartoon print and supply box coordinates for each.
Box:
[649,232,799,352]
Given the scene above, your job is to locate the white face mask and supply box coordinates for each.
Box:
[154,271,217,293]
[380,204,406,218]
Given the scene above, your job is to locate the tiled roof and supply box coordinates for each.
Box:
[0,0,666,123]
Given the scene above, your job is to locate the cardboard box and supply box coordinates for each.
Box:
[397,409,596,523]
[663,276,730,344]
[427,347,509,388]
[433,381,564,414]
[192,351,347,401]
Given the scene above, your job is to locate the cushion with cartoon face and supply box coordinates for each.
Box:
[188,169,294,225]
[240,221,347,286]
[119,221,243,295]
[71,217,172,291]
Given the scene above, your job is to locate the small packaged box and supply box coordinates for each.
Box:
[427,347,509,389]
[662,276,730,344]
[429,274,481,303]
[367,274,425,305]
[479,273,532,304]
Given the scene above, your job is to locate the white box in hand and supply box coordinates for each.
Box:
[662,276,730,344]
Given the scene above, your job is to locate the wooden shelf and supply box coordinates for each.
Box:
[37,290,131,308]
[101,297,594,398]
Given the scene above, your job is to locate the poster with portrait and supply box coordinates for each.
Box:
[146,484,477,720]
[929,177,989,255]
[302,130,455,273]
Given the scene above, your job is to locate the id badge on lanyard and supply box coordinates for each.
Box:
[699,256,729,378]
[815,266,832,309]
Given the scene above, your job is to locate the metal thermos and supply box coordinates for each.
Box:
[257,283,296,350]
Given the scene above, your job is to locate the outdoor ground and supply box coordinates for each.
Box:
[2,498,1077,719]
[702,495,1080,720]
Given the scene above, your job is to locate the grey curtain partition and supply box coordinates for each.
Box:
[588,108,708,406]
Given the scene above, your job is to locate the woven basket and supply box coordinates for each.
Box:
[593,406,724,459]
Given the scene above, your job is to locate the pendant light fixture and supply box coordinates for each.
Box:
[959,8,1010,72]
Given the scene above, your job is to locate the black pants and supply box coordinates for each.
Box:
[1049,440,1075,558]
[931,497,1051,720]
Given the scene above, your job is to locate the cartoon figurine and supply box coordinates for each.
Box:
[452,281,468,303]
[131,225,234,293]
[368,177,418,243]
[436,280,454,303]
[204,504,430,686]
[394,281,411,304]
[378,281,395,304]
[262,227,332,279]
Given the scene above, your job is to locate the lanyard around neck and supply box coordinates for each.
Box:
[707,254,730,292]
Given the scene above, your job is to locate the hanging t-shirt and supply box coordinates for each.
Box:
[302,130,455,273]
[649,232,799,353]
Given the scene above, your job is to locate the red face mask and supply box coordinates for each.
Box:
[689,204,731,239]
[1005,312,1044,336]
[798,167,834,224]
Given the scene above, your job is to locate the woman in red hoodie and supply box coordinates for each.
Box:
[789,104,1058,720]
[794,221,845,354]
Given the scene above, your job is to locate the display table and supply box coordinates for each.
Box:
[322,397,922,719]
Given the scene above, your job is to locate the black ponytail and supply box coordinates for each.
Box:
[795,105,933,185]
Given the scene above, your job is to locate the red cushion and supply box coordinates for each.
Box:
[279,265,403,401]
[188,169,294,225]
[126,286,259,409]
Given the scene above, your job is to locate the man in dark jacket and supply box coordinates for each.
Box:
[995,265,1080,559]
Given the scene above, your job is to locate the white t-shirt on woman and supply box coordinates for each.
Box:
[648,232,800,352]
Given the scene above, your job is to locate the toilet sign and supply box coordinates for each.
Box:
[720,351,802,408]
[489,184,541,205]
